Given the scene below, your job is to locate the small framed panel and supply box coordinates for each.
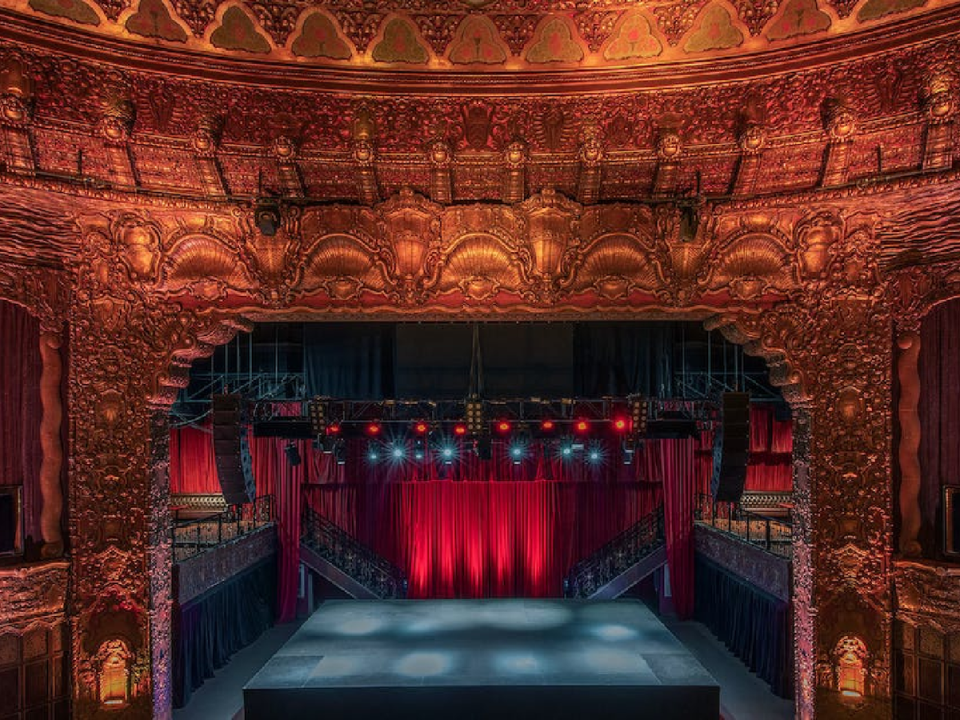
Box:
[0,486,23,556]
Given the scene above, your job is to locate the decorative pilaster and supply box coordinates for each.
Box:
[717,213,893,719]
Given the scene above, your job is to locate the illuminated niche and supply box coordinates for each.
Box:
[834,635,868,699]
[97,639,133,709]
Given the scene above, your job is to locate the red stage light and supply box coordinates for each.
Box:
[414,422,429,434]
[453,424,468,436]
[613,418,629,432]
[366,423,381,435]
[327,424,341,435]
[575,420,589,433]
[541,419,555,431]
[497,421,512,433]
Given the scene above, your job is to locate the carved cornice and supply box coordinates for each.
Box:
[894,560,960,633]
[0,559,69,632]
[173,526,275,604]
[695,525,792,601]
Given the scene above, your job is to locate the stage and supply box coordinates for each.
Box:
[244,599,720,719]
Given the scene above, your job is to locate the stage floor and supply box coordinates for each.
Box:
[244,599,720,720]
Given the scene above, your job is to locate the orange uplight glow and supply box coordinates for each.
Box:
[575,420,589,433]
[414,422,429,434]
[366,423,381,435]
[453,424,468,436]
[541,419,555,431]
[497,421,512,432]
[613,418,629,431]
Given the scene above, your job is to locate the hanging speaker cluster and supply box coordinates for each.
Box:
[712,392,750,503]
[212,393,256,505]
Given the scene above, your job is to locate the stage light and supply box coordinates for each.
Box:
[440,445,455,464]
[497,420,512,433]
[453,423,467,436]
[574,419,589,434]
[613,417,629,432]
[414,437,425,461]
[414,422,429,435]
[510,443,526,464]
[309,397,326,436]
[366,422,382,436]
[327,423,341,436]
[629,396,649,436]
[465,396,485,435]
[367,442,380,463]
[587,442,604,464]
[541,419,555,432]
[284,442,301,467]
[391,444,405,461]
[561,445,573,458]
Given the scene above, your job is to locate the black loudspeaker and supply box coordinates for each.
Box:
[212,394,256,505]
[712,393,751,503]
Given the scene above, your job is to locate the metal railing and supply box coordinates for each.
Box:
[695,493,792,559]
[171,495,274,563]
[564,506,665,598]
[301,505,407,599]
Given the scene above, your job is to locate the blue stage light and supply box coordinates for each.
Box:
[391,444,405,461]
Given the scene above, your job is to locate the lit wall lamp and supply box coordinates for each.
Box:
[834,635,868,701]
[97,639,133,710]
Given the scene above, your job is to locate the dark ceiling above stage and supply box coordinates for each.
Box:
[181,321,780,407]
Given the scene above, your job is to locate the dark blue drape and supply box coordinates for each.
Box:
[173,558,277,708]
[694,555,793,698]
[303,323,395,399]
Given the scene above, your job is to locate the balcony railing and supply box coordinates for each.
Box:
[301,505,407,599]
[695,493,792,559]
[171,495,274,563]
[564,506,665,598]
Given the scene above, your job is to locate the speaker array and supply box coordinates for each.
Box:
[212,394,256,505]
[712,392,750,503]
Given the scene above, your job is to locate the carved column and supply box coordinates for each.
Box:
[896,330,922,557]
[68,313,175,719]
[720,216,894,719]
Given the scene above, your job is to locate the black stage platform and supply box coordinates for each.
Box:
[244,599,720,720]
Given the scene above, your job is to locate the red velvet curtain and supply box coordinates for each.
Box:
[302,437,668,598]
[744,405,793,492]
[660,437,697,619]
[0,299,43,542]
[919,298,960,557]
[169,423,220,495]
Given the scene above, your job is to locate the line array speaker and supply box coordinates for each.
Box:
[212,394,256,505]
[712,392,750,503]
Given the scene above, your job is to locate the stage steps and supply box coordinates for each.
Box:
[300,505,407,599]
[564,507,667,599]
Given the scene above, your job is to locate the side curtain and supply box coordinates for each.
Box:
[918,298,960,557]
[0,299,43,542]
[694,555,793,698]
[660,437,696,619]
[744,405,793,493]
[173,558,276,708]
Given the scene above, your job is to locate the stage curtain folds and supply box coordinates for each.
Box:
[919,297,960,557]
[169,423,221,495]
[694,555,793,698]
[744,405,793,493]
[0,299,43,543]
[173,557,276,708]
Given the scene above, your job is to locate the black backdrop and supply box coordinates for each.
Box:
[303,322,677,399]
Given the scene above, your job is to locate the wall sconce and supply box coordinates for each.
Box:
[834,635,868,700]
[97,639,133,710]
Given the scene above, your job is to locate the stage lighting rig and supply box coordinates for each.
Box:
[465,396,485,435]
[333,439,347,466]
[367,442,380,463]
[629,396,649,437]
[308,397,327,437]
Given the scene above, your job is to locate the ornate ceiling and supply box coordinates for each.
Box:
[0,0,953,69]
